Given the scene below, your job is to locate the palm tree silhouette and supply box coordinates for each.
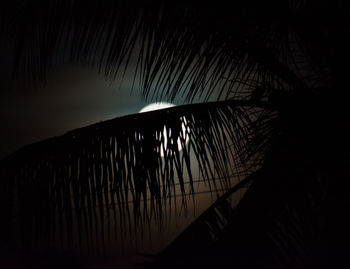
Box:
[1,0,349,268]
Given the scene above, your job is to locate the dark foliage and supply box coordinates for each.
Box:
[0,0,350,268]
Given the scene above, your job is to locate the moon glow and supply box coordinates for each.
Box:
[139,102,190,157]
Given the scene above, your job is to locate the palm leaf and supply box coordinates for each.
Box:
[145,170,258,267]
[0,0,315,101]
[0,99,276,249]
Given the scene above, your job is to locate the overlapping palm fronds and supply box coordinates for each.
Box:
[0,99,276,249]
[1,0,348,265]
[0,0,316,100]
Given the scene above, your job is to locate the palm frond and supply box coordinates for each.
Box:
[0,0,321,101]
[0,99,276,250]
[145,166,334,268]
[146,170,257,267]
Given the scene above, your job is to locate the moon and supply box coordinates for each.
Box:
[139,102,190,157]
